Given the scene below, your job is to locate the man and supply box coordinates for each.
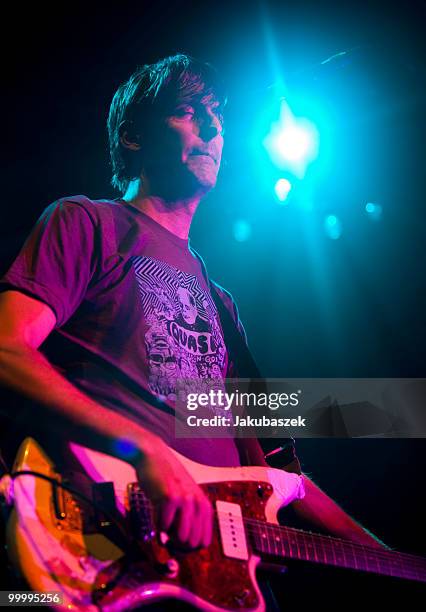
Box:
[0,54,385,593]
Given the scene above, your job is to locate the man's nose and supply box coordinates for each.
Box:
[199,110,222,141]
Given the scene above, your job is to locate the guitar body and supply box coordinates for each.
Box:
[5,438,304,611]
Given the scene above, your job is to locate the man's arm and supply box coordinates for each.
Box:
[292,476,388,548]
[236,437,387,548]
[0,289,213,549]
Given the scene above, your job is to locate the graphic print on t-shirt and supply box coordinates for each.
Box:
[132,256,226,401]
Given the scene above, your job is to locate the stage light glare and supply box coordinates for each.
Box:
[324,215,342,240]
[263,100,319,177]
[275,125,312,162]
[274,178,292,202]
[365,202,383,221]
[233,219,252,242]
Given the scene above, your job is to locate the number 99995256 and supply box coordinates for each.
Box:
[0,592,63,606]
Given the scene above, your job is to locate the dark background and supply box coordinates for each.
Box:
[1,0,425,607]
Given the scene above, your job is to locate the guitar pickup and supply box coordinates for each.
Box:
[216,500,249,561]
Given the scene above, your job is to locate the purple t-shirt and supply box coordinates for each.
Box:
[0,196,247,466]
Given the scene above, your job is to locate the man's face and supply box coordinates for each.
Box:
[177,287,198,324]
[142,92,224,197]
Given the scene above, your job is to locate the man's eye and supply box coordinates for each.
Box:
[175,107,195,118]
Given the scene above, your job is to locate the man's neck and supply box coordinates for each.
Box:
[122,179,202,240]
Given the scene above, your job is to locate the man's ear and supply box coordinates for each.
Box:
[119,120,141,151]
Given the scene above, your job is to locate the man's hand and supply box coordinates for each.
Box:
[136,442,213,549]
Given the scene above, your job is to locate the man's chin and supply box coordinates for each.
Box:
[194,174,218,191]
[186,157,219,191]
[147,163,218,199]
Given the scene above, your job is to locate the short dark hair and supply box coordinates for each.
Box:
[107,54,226,193]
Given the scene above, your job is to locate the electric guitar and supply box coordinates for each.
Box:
[2,438,425,611]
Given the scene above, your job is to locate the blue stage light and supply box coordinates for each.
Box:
[275,125,312,162]
[274,178,292,202]
[233,219,252,242]
[365,202,383,221]
[263,100,319,178]
[324,215,342,239]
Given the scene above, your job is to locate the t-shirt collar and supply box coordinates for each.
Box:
[117,200,190,249]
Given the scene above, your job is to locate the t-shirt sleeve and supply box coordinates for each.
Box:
[0,200,97,327]
[210,281,248,346]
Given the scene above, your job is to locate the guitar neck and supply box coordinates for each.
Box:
[248,521,426,583]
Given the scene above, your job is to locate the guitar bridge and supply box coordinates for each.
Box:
[128,483,155,542]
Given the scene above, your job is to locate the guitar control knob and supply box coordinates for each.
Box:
[157,558,179,578]
[234,589,251,607]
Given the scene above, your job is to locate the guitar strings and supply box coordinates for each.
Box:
[117,491,426,572]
